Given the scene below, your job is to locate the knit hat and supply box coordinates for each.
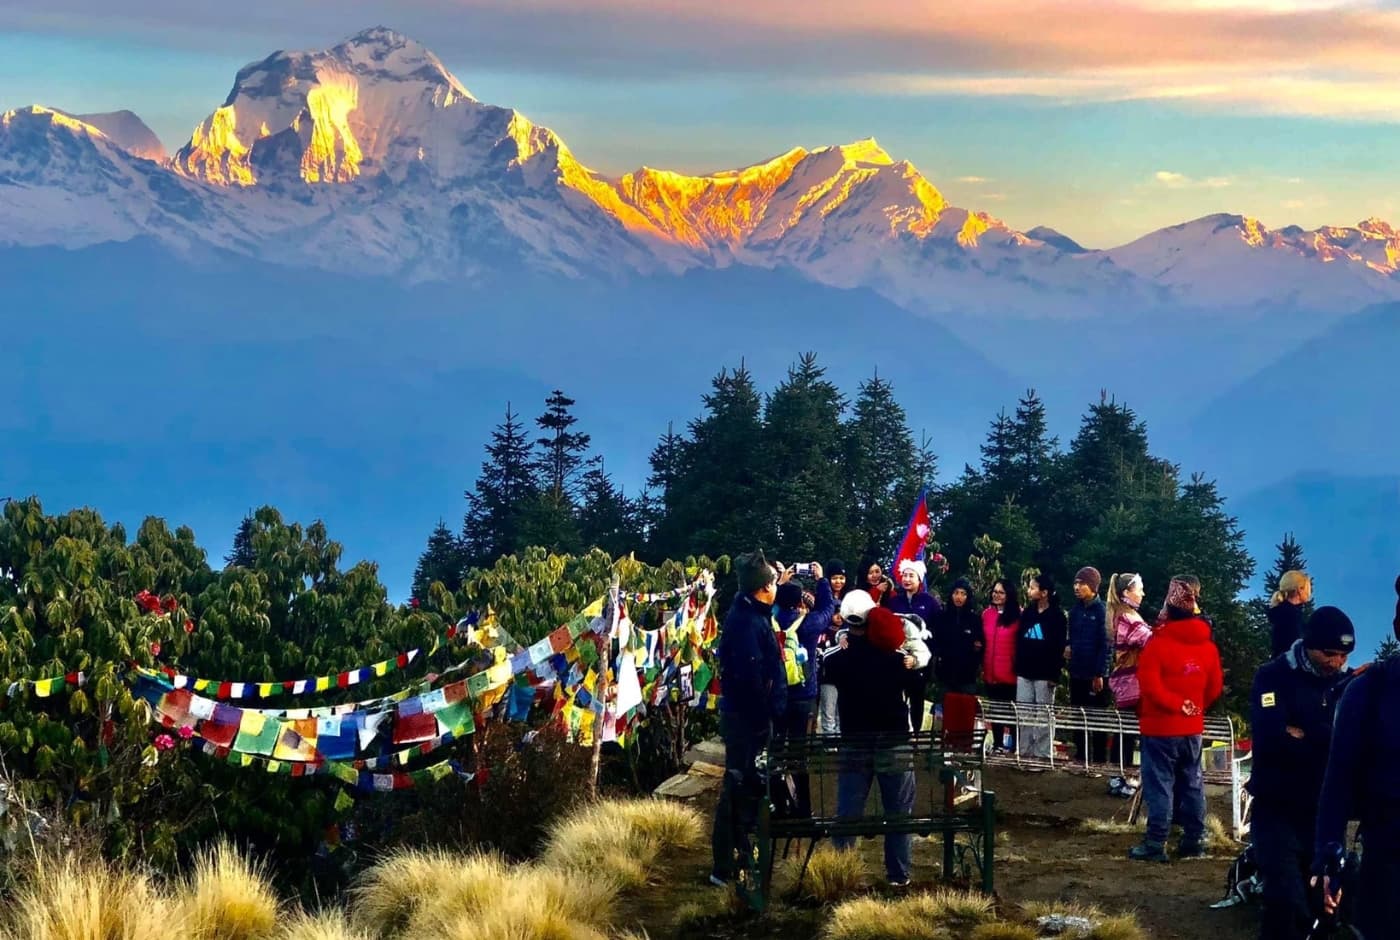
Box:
[866,607,906,653]
[1164,576,1198,617]
[839,589,877,626]
[736,551,776,595]
[1303,606,1356,653]
[827,560,847,577]
[898,558,927,583]
[775,582,803,611]
[1074,567,1103,594]
[951,577,974,599]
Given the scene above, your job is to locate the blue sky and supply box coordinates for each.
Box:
[1,0,1398,246]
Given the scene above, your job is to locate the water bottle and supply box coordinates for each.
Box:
[1002,731,1013,751]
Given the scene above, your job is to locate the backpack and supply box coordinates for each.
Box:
[772,613,809,688]
[1209,844,1262,909]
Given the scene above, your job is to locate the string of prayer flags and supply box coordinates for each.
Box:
[5,671,86,699]
[154,649,424,700]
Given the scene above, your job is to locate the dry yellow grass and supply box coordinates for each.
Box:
[1086,915,1147,940]
[276,911,373,940]
[969,925,1038,940]
[403,862,620,940]
[183,841,281,940]
[784,846,867,903]
[1077,818,1140,834]
[2,853,185,940]
[824,890,997,940]
[540,799,699,890]
[1021,899,1105,921]
[1204,814,1234,853]
[351,849,508,938]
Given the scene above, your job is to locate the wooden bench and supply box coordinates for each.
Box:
[735,725,996,912]
[976,698,1251,839]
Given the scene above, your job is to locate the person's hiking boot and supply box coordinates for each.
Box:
[1128,841,1169,863]
[1176,840,1207,859]
[707,872,730,887]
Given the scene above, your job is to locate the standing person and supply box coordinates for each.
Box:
[858,557,894,605]
[1015,574,1068,760]
[1106,572,1152,796]
[883,559,941,626]
[815,561,846,735]
[822,605,925,886]
[710,551,787,886]
[982,578,1021,751]
[935,578,984,696]
[1267,571,1312,658]
[769,565,833,818]
[1247,607,1355,940]
[1129,576,1223,863]
[1067,566,1111,766]
[1312,576,1400,938]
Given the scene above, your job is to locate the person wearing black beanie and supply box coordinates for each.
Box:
[1313,580,1400,938]
[1248,606,1355,938]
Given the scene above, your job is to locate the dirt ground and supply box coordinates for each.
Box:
[625,765,1259,940]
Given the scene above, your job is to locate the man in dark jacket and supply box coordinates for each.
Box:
[1247,606,1355,939]
[710,550,786,886]
[769,566,834,817]
[1313,577,1400,937]
[1067,566,1111,765]
[822,605,925,885]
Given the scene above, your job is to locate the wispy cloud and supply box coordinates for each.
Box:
[1153,170,1234,188]
[957,175,991,183]
[4,0,1400,120]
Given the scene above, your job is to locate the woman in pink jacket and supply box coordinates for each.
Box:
[1106,572,1153,797]
[982,578,1020,751]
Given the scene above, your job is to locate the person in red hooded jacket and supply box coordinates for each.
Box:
[1128,575,1223,863]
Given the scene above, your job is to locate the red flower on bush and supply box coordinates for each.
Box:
[177,725,194,740]
[153,734,175,751]
[183,619,195,634]
[410,597,421,609]
[150,641,161,657]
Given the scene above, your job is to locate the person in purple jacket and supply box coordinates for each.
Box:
[883,558,941,626]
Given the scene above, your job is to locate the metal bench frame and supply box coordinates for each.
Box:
[738,729,996,911]
[976,698,1251,839]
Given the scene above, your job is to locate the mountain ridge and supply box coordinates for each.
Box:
[3,26,1399,317]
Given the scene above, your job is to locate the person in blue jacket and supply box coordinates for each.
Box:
[1248,606,1355,939]
[1066,566,1111,765]
[710,550,787,886]
[768,564,835,817]
[1312,576,1400,937]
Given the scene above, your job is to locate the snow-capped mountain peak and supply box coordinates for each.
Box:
[173,26,481,186]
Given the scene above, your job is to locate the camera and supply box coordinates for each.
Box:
[792,562,815,577]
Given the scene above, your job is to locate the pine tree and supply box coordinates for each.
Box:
[461,403,539,568]
[1376,635,1400,662]
[412,519,467,599]
[577,456,640,559]
[644,422,686,559]
[764,353,849,561]
[1009,389,1059,508]
[1263,533,1311,603]
[843,373,924,563]
[533,390,591,503]
[225,512,257,568]
[667,363,768,557]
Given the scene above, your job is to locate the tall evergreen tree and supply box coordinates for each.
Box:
[1376,635,1400,662]
[1009,389,1059,510]
[225,512,257,568]
[412,519,467,599]
[644,422,686,559]
[461,403,539,568]
[577,456,640,559]
[667,363,768,557]
[1263,532,1311,601]
[764,353,849,561]
[533,390,591,503]
[842,373,924,563]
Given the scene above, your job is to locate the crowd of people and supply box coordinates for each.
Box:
[707,548,1400,939]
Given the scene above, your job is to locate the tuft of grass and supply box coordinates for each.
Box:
[903,889,996,931]
[423,900,612,940]
[541,800,691,890]
[824,897,925,940]
[276,911,373,940]
[1085,914,1147,940]
[405,863,619,939]
[1204,814,1234,853]
[1021,900,1105,921]
[183,841,281,940]
[970,925,1039,940]
[350,849,506,938]
[1077,818,1140,834]
[3,854,184,940]
[785,846,867,903]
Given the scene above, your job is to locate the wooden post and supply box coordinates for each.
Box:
[588,576,620,799]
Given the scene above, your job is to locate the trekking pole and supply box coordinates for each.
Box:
[1304,844,1354,940]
